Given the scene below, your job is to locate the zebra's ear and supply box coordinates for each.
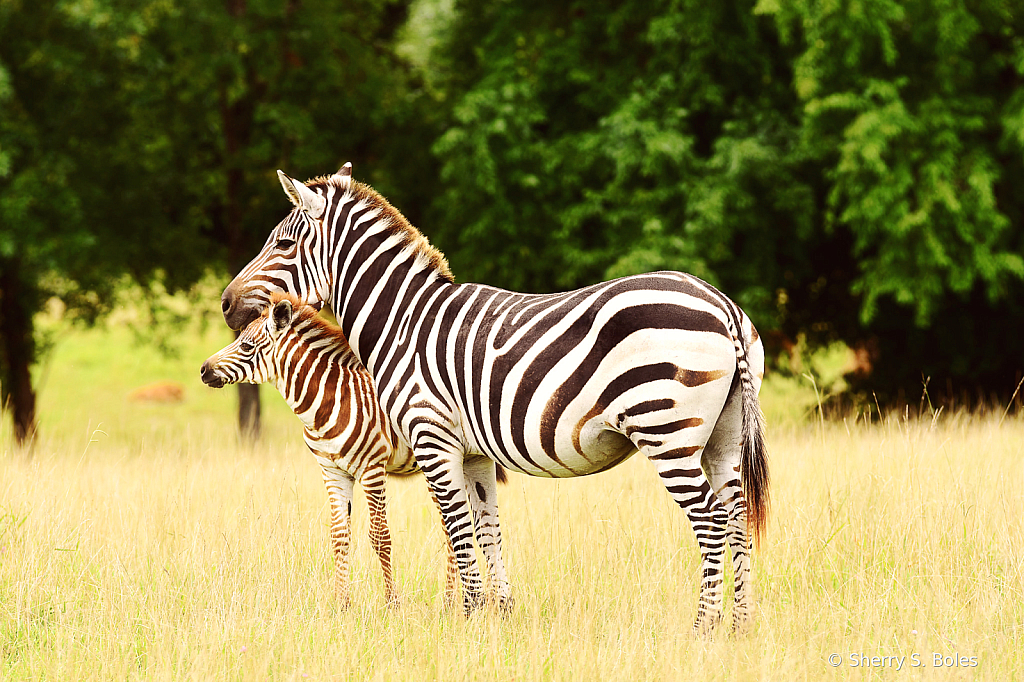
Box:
[277,170,326,219]
[334,162,353,189]
[271,299,294,336]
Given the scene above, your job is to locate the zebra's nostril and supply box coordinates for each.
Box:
[222,298,231,313]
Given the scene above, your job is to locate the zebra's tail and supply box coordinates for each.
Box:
[736,324,770,550]
[495,463,509,485]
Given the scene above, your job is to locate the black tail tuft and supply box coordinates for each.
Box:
[495,463,509,485]
[740,376,770,549]
[733,320,770,550]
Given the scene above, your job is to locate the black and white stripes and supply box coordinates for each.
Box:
[221,165,770,633]
[201,293,457,607]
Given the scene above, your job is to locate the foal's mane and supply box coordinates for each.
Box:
[306,175,454,283]
[267,292,356,360]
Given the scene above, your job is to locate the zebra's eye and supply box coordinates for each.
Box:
[276,238,296,250]
[240,342,255,353]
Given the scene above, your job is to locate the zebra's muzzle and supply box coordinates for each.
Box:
[221,282,262,331]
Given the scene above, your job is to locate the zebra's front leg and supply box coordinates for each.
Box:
[644,444,729,636]
[464,455,512,611]
[427,484,460,610]
[319,462,356,608]
[417,444,485,615]
[361,465,397,606]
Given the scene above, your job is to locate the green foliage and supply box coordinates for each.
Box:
[772,0,1024,325]
[0,0,433,437]
[0,0,145,315]
[109,0,431,271]
[430,0,806,308]
[427,0,1024,400]
[3,0,1024,413]
[0,0,433,306]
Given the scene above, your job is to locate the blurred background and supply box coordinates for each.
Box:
[2,0,1023,446]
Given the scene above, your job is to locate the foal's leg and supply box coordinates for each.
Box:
[320,463,356,607]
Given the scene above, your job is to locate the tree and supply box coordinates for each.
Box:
[0,0,205,444]
[121,0,440,440]
[426,0,1024,404]
[766,0,1024,402]
[0,0,435,443]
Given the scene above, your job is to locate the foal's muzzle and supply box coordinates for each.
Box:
[200,359,227,389]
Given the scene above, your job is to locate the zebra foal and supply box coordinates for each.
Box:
[220,164,770,634]
[201,293,459,607]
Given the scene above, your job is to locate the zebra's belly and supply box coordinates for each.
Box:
[496,429,637,478]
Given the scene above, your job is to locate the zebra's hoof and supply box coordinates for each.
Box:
[692,613,722,638]
[730,614,755,637]
[462,590,485,616]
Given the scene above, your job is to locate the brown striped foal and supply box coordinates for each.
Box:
[201,293,457,607]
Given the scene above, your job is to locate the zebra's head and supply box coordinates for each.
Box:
[201,295,303,388]
[220,164,354,330]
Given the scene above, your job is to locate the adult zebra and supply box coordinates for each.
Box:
[221,164,770,634]
[201,292,464,607]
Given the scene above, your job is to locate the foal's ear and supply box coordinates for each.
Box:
[277,170,326,219]
[271,299,294,335]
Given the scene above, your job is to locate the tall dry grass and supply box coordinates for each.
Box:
[1,310,1021,679]
[2,412,1021,680]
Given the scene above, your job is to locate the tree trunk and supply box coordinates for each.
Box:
[0,259,38,446]
[237,383,261,443]
[220,0,263,444]
[236,326,261,444]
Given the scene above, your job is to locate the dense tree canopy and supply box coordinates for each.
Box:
[2,0,1023,442]
[427,0,1024,403]
[0,0,431,442]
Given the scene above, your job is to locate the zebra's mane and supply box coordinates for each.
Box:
[267,292,359,363]
[306,175,454,283]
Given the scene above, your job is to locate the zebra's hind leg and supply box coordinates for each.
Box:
[464,455,512,611]
[361,465,397,606]
[319,462,356,608]
[703,387,755,634]
[635,428,728,636]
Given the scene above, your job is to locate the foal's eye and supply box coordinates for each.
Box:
[276,238,296,250]
[240,342,255,353]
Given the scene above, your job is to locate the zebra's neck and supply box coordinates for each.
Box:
[322,186,454,376]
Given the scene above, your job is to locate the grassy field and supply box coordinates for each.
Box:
[1,308,1022,680]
